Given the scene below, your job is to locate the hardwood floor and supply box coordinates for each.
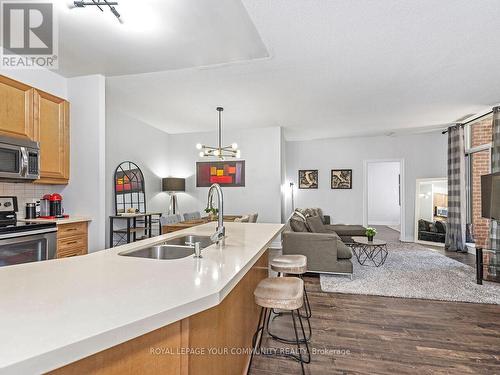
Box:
[250,227,500,374]
[250,276,500,375]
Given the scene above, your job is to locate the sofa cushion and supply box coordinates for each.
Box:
[435,220,447,234]
[418,219,431,232]
[296,207,326,223]
[337,241,353,259]
[327,224,366,237]
[306,215,327,233]
[290,218,309,232]
[289,212,309,232]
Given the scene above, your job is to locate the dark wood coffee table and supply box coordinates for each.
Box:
[350,236,388,267]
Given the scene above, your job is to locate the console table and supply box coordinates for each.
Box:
[162,215,242,234]
[109,212,162,248]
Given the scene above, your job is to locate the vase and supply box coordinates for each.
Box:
[367,235,374,242]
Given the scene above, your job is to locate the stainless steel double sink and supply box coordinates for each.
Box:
[118,235,212,260]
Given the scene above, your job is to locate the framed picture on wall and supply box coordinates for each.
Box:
[331,169,352,189]
[298,170,318,189]
[196,160,245,187]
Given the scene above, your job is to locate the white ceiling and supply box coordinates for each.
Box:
[103,0,500,140]
[55,0,268,77]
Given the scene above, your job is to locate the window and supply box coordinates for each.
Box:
[465,117,493,247]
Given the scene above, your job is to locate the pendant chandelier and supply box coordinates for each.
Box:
[196,107,241,159]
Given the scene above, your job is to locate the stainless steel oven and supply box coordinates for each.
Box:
[0,135,40,181]
[0,228,57,267]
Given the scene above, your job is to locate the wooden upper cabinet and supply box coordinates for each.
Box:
[0,75,34,140]
[34,89,70,184]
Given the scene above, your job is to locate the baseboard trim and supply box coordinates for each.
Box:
[466,242,476,255]
[270,239,282,249]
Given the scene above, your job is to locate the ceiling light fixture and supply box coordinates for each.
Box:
[73,0,122,22]
[196,107,240,160]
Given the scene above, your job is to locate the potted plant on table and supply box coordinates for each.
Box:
[366,227,377,242]
[205,207,219,221]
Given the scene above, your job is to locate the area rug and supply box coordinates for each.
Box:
[320,242,500,304]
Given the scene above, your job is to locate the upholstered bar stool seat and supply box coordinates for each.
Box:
[248,277,310,374]
[254,277,304,311]
[267,254,312,345]
[270,255,307,274]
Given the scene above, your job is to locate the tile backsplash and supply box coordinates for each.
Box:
[0,183,64,218]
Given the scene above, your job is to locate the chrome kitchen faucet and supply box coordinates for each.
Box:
[207,183,225,247]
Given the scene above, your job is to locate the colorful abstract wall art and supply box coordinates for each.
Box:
[196,161,245,187]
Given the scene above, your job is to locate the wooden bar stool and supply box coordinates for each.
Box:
[268,255,312,343]
[248,277,310,375]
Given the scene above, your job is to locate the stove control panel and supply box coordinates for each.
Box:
[0,196,18,213]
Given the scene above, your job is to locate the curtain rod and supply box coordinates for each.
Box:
[441,110,493,134]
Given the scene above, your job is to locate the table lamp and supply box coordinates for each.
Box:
[162,177,185,214]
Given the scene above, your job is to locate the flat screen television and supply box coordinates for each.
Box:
[481,172,500,220]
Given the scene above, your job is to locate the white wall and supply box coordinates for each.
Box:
[62,75,106,252]
[105,109,170,244]
[367,161,400,226]
[0,69,67,99]
[285,133,447,241]
[168,127,283,224]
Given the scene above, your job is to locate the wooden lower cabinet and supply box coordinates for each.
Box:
[48,250,269,375]
[56,222,88,258]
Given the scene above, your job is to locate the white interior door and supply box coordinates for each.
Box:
[365,160,403,237]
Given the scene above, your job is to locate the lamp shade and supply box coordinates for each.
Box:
[162,177,185,192]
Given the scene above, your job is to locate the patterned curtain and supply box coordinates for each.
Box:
[490,106,500,250]
[445,124,466,252]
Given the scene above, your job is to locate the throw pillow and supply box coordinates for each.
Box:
[290,211,309,232]
[290,217,309,232]
[306,215,327,233]
[435,221,446,234]
[316,208,325,223]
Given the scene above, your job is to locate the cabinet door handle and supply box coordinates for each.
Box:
[65,241,78,245]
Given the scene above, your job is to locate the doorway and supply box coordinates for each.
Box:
[363,159,405,241]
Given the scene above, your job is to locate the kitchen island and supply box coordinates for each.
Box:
[0,222,283,375]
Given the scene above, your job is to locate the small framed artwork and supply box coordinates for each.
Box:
[331,169,352,189]
[298,170,318,189]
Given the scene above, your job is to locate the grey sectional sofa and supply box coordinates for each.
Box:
[282,209,367,277]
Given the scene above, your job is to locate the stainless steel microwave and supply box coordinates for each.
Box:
[0,135,40,181]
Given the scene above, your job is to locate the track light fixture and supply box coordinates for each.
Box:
[73,0,122,22]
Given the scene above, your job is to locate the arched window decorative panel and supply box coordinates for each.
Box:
[114,161,146,215]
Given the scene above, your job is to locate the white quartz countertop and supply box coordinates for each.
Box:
[0,222,283,374]
[18,216,92,225]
